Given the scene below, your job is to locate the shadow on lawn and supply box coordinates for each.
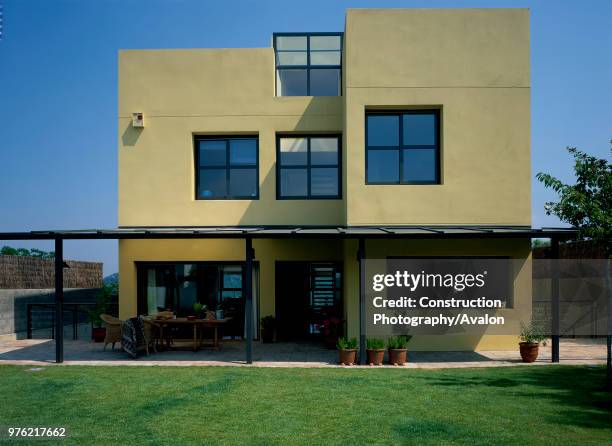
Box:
[418,367,612,431]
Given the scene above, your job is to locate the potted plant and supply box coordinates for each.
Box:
[387,335,412,365]
[519,321,546,363]
[366,338,386,366]
[192,302,206,318]
[337,337,358,365]
[260,316,276,343]
[87,282,116,342]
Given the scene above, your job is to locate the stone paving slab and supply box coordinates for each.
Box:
[0,338,607,368]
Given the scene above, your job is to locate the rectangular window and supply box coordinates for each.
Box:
[366,111,440,184]
[277,135,341,199]
[195,136,258,199]
[274,33,342,97]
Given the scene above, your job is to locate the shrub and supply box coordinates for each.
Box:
[520,321,546,344]
[336,337,358,350]
[366,338,385,350]
[387,335,412,349]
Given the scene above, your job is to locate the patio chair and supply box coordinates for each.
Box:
[100,314,123,350]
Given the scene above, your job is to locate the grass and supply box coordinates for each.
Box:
[0,365,611,445]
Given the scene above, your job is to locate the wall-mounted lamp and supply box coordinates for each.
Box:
[132,112,144,128]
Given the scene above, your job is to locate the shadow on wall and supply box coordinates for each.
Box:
[122,122,143,147]
[237,96,345,226]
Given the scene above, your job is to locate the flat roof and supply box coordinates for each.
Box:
[0,226,578,240]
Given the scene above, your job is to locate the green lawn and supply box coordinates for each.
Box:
[0,365,611,445]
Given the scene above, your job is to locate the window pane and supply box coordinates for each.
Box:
[199,169,226,198]
[403,114,436,146]
[310,35,341,50]
[311,168,338,196]
[310,138,338,165]
[367,115,399,146]
[199,140,226,166]
[309,68,340,96]
[277,69,308,96]
[402,149,437,183]
[229,168,258,198]
[367,150,399,183]
[279,138,307,165]
[276,36,307,51]
[229,139,257,166]
[310,51,341,65]
[276,51,307,65]
[280,168,308,197]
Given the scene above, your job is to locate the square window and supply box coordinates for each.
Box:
[277,69,308,96]
[274,34,342,97]
[367,115,399,146]
[309,68,340,96]
[199,169,226,198]
[403,114,436,146]
[229,168,258,197]
[280,138,307,165]
[310,138,338,165]
[402,149,437,183]
[311,168,338,196]
[367,150,399,183]
[280,169,308,197]
[199,140,226,166]
[196,137,258,199]
[229,140,257,166]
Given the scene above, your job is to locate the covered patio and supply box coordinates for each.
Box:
[2,225,601,367]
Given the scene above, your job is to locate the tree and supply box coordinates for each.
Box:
[537,145,612,389]
[536,146,611,252]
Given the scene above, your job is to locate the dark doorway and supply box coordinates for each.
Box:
[275,262,342,341]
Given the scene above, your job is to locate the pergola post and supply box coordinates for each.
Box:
[551,237,560,363]
[358,238,366,365]
[54,237,64,364]
[245,237,254,365]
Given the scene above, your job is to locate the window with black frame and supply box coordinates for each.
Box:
[366,111,440,184]
[274,33,342,96]
[195,136,258,199]
[277,136,341,199]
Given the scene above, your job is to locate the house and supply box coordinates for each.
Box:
[117,8,533,352]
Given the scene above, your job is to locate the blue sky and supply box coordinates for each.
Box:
[0,0,610,275]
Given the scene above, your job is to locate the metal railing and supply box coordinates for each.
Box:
[26,302,118,340]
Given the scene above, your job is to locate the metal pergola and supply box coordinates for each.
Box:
[0,225,582,366]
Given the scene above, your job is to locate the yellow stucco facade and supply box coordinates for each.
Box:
[118,8,531,351]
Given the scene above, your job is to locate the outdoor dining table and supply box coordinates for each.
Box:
[149,317,231,352]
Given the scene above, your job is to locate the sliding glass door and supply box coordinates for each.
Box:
[136,262,259,339]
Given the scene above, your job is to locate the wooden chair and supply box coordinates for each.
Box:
[100,314,122,350]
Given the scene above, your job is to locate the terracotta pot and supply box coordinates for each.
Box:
[519,342,539,363]
[389,348,407,365]
[338,348,357,365]
[367,348,385,366]
[92,327,106,343]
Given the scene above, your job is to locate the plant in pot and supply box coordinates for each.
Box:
[519,320,546,363]
[260,316,276,343]
[192,302,206,319]
[366,338,386,366]
[337,337,358,365]
[87,282,116,342]
[387,335,412,365]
